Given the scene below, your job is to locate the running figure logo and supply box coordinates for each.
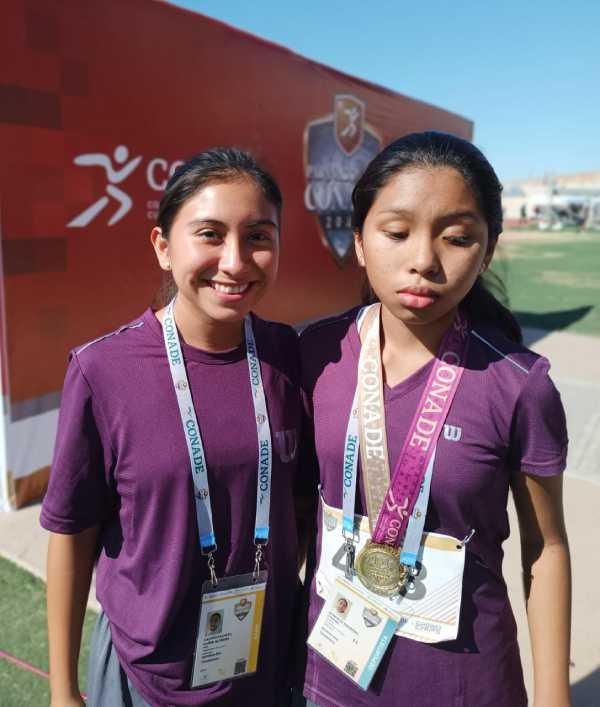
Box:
[334,95,364,156]
[67,145,142,228]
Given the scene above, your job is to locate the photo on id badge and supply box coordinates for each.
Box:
[207,611,223,635]
[334,594,351,616]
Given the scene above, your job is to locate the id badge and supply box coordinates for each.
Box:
[191,571,267,687]
[307,576,400,691]
[317,499,465,643]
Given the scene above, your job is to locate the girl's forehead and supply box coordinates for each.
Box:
[373,166,479,213]
[176,178,278,224]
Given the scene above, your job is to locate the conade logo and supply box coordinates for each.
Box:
[67,145,184,228]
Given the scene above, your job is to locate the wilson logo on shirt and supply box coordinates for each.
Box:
[443,424,462,442]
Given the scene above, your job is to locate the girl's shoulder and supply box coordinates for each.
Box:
[466,322,563,425]
[467,321,543,378]
[468,324,567,474]
[252,313,298,346]
[67,310,161,400]
[298,306,361,348]
[74,313,147,352]
[250,314,303,383]
[297,307,362,392]
[251,314,301,364]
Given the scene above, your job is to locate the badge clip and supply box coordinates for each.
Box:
[207,552,218,587]
[343,538,356,579]
[253,543,265,580]
[459,528,476,547]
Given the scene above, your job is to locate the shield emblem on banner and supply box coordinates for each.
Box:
[303,94,382,264]
[334,95,364,156]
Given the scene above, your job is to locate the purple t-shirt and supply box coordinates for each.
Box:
[41,308,303,706]
[299,308,568,707]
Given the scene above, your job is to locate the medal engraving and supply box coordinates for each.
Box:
[355,542,409,597]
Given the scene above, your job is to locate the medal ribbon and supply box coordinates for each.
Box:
[342,304,469,567]
[356,307,391,535]
[359,304,469,549]
[341,305,374,536]
[162,298,272,553]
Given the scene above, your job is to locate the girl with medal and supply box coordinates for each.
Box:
[299,133,571,706]
[42,148,306,706]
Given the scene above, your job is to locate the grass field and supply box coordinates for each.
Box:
[491,229,600,337]
[0,557,96,706]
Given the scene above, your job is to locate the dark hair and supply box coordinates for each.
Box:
[157,146,282,239]
[352,131,521,343]
[153,147,282,307]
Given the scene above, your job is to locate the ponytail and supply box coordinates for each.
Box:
[461,276,522,343]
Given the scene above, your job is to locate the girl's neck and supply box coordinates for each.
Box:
[158,297,244,353]
[379,304,457,387]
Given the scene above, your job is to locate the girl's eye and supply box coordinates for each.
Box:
[445,234,471,246]
[383,230,408,241]
[197,229,221,240]
[249,231,273,243]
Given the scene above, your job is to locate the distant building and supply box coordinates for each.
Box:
[503,172,600,230]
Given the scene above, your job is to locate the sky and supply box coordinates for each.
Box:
[171,0,599,183]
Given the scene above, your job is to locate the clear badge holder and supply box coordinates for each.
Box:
[191,547,268,687]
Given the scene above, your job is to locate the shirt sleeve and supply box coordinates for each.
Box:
[508,356,568,476]
[40,353,115,534]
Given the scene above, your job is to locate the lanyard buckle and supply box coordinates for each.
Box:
[253,544,265,580]
[343,538,356,580]
[459,528,476,547]
[206,551,218,587]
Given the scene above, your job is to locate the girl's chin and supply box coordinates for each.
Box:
[203,299,257,323]
[179,290,257,319]
[383,301,457,326]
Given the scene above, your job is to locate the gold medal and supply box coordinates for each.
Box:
[355,541,410,597]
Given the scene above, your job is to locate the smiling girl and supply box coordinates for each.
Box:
[300,132,571,707]
[42,148,305,706]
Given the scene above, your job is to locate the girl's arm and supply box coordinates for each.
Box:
[47,526,99,707]
[511,472,571,707]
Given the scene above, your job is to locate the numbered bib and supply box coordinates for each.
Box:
[316,499,465,643]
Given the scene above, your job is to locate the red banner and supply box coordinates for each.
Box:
[0,0,472,508]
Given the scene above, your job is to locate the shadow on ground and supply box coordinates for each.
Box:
[516,306,594,346]
[572,666,600,706]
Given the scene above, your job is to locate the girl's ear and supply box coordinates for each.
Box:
[354,229,365,267]
[151,227,171,271]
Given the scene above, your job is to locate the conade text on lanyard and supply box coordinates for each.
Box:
[342,303,469,596]
[161,298,273,584]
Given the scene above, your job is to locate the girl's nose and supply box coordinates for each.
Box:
[409,234,440,276]
[220,236,247,275]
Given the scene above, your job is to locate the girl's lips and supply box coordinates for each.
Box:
[205,280,254,302]
[209,281,250,295]
[397,288,439,309]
